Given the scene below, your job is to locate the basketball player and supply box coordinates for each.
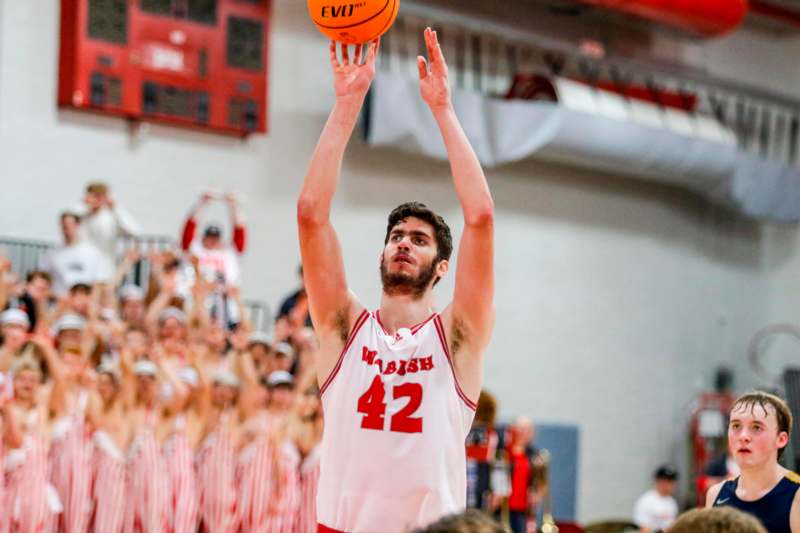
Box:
[706,391,800,532]
[298,27,494,532]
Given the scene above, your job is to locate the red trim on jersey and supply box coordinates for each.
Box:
[411,313,437,335]
[319,310,370,397]
[318,524,346,533]
[375,310,436,337]
[434,315,478,411]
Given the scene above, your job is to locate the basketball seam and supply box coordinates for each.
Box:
[313,0,391,30]
[373,0,398,40]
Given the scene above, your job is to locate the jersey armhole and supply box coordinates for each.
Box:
[433,315,478,411]
[319,310,370,397]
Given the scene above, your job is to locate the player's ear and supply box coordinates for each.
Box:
[778,431,790,449]
[436,259,449,278]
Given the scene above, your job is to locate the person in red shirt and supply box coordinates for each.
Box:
[180,191,246,287]
[506,416,546,533]
[180,191,247,328]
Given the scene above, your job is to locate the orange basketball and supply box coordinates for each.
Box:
[307,0,399,44]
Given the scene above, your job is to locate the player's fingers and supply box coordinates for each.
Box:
[417,56,428,80]
[341,42,351,65]
[329,41,340,68]
[423,27,432,60]
[366,38,381,65]
[432,30,445,63]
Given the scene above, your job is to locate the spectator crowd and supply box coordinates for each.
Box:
[0,182,321,532]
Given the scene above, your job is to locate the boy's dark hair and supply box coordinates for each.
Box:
[26,270,52,284]
[385,202,452,266]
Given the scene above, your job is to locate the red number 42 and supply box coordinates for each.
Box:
[357,375,423,433]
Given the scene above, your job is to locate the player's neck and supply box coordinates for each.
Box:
[739,461,786,494]
[378,293,435,335]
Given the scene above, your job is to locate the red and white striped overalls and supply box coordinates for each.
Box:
[4,409,61,533]
[91,430,127,533]
[49,391,93,533]
[264,440,301,533]
[125,410,169,532]
[297,445,321,533]
[197,413,238,533]
[163,415,199,533]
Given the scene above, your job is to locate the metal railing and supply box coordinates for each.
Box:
[0,236,53,279]
[384,2,800,166]
[1,234,272,332]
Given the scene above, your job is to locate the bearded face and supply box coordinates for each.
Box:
[379,217,446,300]
[380,255,438,299]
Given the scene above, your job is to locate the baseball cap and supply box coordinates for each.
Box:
[119,284,145,301]
[248,331,273,349]
[158,307,188,325]
[267,370,294,388]
[212,370,241,388]
[1,308,30,329]
[96,361,121,381]
[655,465,679,481]
[178,366,199,387]
[53,314,86,335]
[204,225,222,238]
[274,342,295,359]
[133,359,158,377]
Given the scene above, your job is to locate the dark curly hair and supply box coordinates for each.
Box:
[385,202,452,266]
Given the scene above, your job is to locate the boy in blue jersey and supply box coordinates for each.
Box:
[706,391,800,533]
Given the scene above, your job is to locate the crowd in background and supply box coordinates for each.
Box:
[0,182,321,532]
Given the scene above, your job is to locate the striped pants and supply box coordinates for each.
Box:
[265,441,301,533]
[235,438,301,533]
[164,434,198,533]
[50,419,93,533]
[125,430,169,533]
[197,431,238,533]
[4,437,59,533]
[297,450,321,533]
[91,432,127,533]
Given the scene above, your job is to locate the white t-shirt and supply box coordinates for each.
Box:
[633,489,678,531]
[190,242,240,287]
[76,205,141,282]
[40,242,102,296]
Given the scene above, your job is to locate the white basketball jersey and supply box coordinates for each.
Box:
[317,310,477,533]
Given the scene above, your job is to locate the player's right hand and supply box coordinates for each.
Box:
[330,39,380,102]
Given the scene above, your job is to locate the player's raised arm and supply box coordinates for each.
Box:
[419,28,495,364]
[297,41,378,351]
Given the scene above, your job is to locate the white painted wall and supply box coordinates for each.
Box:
[0,0,798,523]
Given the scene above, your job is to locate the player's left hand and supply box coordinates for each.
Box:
[418,27,451,111]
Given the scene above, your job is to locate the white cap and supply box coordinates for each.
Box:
[267,370,294,388]
[274,342,295,359]
[119,284,145,301]
[158,307,187,325]
[96,361,120,381]
[248,331,273,348]
[212,370,241,388]
[1,308,30,329]
[178,366,199,387]
[53,314,86,335]
[133,359,158,377]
